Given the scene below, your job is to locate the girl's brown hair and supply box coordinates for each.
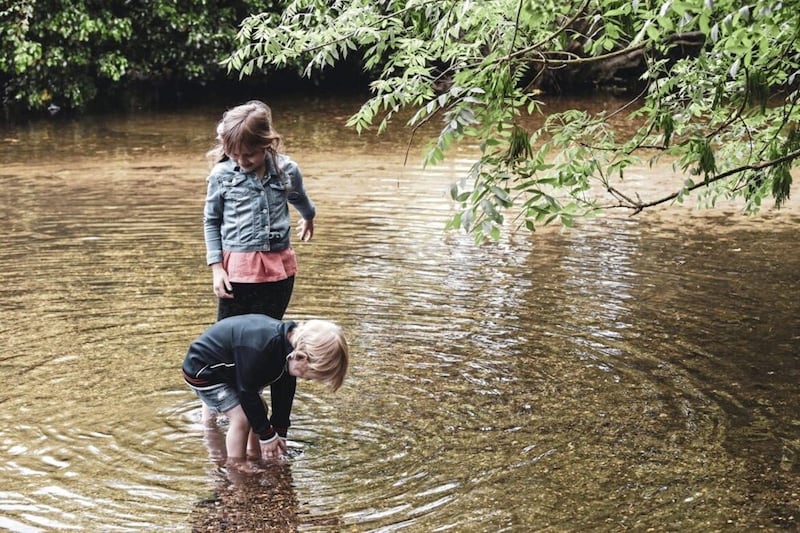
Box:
[206,100,282,166]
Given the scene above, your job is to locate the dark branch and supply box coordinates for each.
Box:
[604,148,800,212]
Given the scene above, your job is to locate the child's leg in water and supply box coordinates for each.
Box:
[223,405,251,461]
[247,430,261,460]
[203,426,227,464]
[201,404,217,428]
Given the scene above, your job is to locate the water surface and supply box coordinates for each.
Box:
[0,96,798,532]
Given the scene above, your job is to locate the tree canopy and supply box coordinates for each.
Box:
[227,0,800,240]
[0,0,272,113]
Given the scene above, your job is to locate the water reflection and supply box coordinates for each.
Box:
[190,427,306,532]
[0,96,798,531]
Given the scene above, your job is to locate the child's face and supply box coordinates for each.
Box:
[287,350,317,381]
[229,146,266,176]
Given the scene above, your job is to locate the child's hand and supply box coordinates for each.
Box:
[297,218,314,242]
[260,436,287,459]
[211,263,234,299]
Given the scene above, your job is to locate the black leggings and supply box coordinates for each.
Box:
[216,276,295,321]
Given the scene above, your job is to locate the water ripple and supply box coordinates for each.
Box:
[0,104,797,531]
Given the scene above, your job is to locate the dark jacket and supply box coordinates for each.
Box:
[182,314,296,441]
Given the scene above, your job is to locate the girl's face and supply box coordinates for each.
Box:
[229,146,266,176]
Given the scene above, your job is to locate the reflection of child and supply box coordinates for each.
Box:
[182,314,348,466]
[191,439,300,531]
[203,100,316,322]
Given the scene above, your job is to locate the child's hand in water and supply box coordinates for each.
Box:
[260,436,287,459]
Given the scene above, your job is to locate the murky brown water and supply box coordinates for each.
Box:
[0,95,798,532]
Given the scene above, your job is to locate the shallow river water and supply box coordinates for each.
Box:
[0,95,798,532]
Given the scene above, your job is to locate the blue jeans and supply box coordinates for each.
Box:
[190,383,240,414]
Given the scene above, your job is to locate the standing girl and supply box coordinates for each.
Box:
[203,100,316,322]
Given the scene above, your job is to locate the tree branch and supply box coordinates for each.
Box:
[604,147,800,212]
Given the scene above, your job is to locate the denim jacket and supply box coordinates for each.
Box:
[203,153,316,265]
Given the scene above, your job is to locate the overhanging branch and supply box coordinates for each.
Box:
[604,147,800,212]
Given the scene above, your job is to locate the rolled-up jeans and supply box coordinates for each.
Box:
[190,382,240,414]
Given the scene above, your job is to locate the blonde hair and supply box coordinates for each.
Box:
[206,100,282,166]
[292,320,349,392]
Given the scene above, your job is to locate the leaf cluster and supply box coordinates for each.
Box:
[227,0,800,240]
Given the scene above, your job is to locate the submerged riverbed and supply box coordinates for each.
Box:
[0,95,798,531]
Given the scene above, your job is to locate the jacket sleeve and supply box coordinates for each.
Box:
[269,371,297,437]
[238,391,276,441]
[234,345,276,441]
[284,162,316,221]
[203,174,224,265]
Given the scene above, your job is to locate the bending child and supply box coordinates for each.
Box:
[182,314,348,467]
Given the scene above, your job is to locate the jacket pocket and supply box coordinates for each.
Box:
[221,175,252,201]
[266,179,289,206]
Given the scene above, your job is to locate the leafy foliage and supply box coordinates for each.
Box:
[226,0,800,240]
[0,0,274,112]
